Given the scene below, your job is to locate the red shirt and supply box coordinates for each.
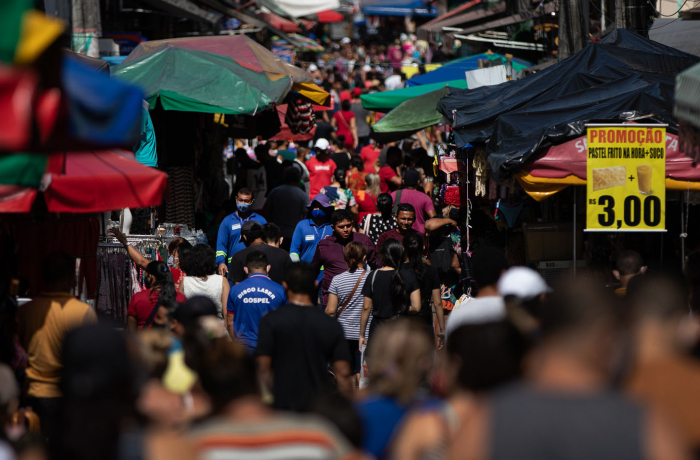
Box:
[360,145,380,173]
[333,111,356,147]
[356,190,377,224]
[127,289,187,329]
[171,268,185,291]
[379,165,399,193]
[306,156,337,199]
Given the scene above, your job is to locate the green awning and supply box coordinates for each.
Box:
[371,87,450,143]
[0,153,47,187]
[360,79,468,112]
[112,47,291,115]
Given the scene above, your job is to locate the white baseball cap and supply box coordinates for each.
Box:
[362,64,372,72]
[314,138,330,150]
[308,64,318,72]
[498,266,551,300]
[340,37,351,44]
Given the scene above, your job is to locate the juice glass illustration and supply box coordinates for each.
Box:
[637,164,653,195]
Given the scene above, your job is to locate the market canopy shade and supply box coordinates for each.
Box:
[0,150,168,213]
[407,53,531,86]
[371,87,450,143]
[515,131,700,201]
[360,79,468,112]
[314,9,344,22]
[257,0,339,18]
[361,0,436,17]
[259,11,301,32]
[114,36,329,112]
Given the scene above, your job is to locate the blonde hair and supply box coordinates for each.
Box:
[365,173,381,199]
[366,319,434,404]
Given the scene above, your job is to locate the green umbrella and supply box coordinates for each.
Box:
[371,87,450,143]
[361,79,468,112]
[0,153,47,187]
[112,47,293,115]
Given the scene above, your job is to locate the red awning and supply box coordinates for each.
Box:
[259,11,302,32]
[315,9,344,23]
[0,150,168,213]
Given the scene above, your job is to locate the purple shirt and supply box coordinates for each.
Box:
[391,189,434,233]
[310,232,378,305]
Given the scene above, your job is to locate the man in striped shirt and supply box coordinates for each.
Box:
[190,340,358,460]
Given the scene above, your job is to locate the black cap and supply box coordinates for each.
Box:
[403,169,421,187]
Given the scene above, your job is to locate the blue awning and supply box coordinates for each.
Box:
[362,0,436,17]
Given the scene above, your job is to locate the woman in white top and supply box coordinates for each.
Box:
[178,244,229,320]
[325,241,371,384]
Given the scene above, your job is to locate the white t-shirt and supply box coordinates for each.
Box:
[445,296,505,337]
[384,74,404,91]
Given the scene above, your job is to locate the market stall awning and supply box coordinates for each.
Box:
[516,131,700,201]
[114,35,329,112]
[371,87,449,143]
[418,1,504,37]
[314,9,343,22]
[417,0,481,38]
[141,0,222,27]
[361,78,468,112]
[257,0,339,18]
[0,150,168,213]
[407,52,531,86]
[361,0,437,17]
[259,11,301,32]
[437,29,700,181]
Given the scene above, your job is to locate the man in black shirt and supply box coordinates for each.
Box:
[228,222,291,285]
[313,110,334,143]
[256,262,353,411]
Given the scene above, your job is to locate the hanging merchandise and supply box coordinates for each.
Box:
[473,148,488,197]
[285,94,316,134]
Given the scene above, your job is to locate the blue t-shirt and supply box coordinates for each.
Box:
[215,212,267,267]
[227,273,286,351]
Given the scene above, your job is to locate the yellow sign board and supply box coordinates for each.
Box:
[586,125,666,232]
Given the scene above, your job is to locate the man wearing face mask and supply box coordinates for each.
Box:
[216,188,267,277]
[290,194,335,266]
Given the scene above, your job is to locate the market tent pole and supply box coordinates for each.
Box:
[681,191,685,270]
[573,187,577,276]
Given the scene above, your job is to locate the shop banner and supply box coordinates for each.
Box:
[585,124,666,232]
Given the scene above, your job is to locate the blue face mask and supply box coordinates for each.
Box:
[237,201,252,213]
[167,255,175,268]
[311,209,326,219]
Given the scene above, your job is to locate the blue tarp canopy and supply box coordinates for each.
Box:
[407,53,531,86]
[361,0,436,17]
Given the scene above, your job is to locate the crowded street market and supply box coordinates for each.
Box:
[1,0,700,458]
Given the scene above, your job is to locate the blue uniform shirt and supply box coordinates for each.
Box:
[227,273,286,351]
[215,212,267,267]
[289,218,332,263]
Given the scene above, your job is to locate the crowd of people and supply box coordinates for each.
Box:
[1,127,700,460]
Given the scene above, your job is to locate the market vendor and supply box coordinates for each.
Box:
[216,188,267,276]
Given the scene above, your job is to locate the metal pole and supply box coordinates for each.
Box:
[601,0,606,31]
[681,191,685,270]
[573,187,577,276]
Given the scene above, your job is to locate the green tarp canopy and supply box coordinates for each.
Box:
[360,79,468,112]
[112,47,292,115]
[371,87,450,143]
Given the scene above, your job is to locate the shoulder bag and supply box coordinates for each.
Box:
[337,270,366,317]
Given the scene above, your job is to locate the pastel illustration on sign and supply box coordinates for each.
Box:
[592,166,626,191]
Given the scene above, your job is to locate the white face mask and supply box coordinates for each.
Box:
[167,255,176,268]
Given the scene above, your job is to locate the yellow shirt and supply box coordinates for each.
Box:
[17,292,97,398]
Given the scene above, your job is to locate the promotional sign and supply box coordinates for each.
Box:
[586,124,666,232]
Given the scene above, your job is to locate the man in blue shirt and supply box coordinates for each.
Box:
[226,251,286,352]
[216,188,267,276]
[289,194,334,264]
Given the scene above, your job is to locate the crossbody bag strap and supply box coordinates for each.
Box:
[143,294,163,329]
[337,270,366,317]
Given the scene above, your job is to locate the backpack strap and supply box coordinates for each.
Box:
[143,294,163,329]
[392,189,403,215]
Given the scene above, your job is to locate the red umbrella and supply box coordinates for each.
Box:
[0,149,168,213]
[315,9,344,22]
